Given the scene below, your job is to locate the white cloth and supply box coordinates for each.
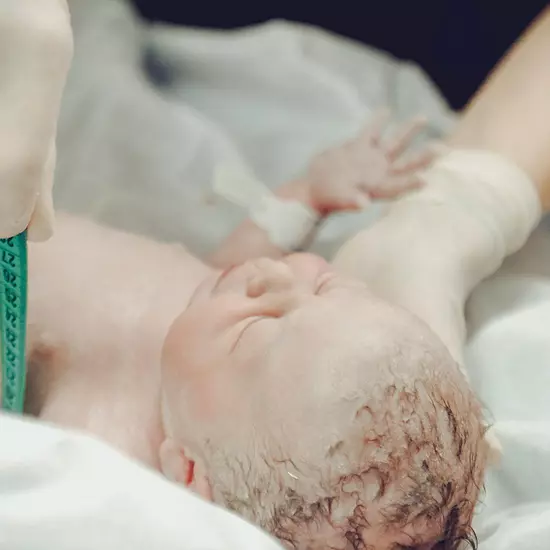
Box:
[0,413,283,550]
[334,148,542,374]
[401,149,541,363]
[409,153,550,543]
[20,0,550,548]
[410,149,542,269]
[213,163,320,251]
[467,219,550,548]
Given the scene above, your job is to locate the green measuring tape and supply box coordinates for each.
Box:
[0,232,28,413]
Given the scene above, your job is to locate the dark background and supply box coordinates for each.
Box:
[131,0,548,110]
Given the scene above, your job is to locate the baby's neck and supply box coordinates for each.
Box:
[27,214,218,470]
[86,249,217,468]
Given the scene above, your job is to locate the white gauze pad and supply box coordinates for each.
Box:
[213,164,320,252]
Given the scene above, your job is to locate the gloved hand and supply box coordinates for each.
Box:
[0,413,283,550]
[0,0,73,241]
[306,110,436,214]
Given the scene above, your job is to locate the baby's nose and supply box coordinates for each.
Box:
[247,258,297,297]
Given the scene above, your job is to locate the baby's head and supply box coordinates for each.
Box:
[161,254,489,550]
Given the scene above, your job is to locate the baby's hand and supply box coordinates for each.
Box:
[306,111,436,214]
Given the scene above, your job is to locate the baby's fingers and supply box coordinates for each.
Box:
[391,146,436,175]
[384,116,428,160]
[358,108,392,147]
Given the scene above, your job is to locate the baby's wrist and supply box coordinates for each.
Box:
[249,193,321,252]
[275,178,326,217]
[242,178,325,252]
[275,178,316,206]
[212,164,324,252]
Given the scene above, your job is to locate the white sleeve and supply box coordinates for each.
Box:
[396,148,542,290]
[334,149,542,364]
[0,413,282,550]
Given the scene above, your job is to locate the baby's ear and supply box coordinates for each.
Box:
[159,438,213,501]
[159,438,189,485]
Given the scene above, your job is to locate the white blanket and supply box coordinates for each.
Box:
[56,1,550,547]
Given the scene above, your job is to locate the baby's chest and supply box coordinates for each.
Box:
[25,324,165,468]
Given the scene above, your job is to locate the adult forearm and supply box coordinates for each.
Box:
[449,7,550,209]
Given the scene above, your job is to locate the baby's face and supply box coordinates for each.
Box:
[162,253,373,445]
[161,254,487,549]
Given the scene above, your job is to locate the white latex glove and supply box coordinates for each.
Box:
[0,0,73,240]
[0,413,283,550]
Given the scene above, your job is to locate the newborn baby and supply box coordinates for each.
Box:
[16,121,542,550]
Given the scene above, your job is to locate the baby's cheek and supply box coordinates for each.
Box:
[162,375,251,454]
[161,317,244,428]
[162,307,212,379]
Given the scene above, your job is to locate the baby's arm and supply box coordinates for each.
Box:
[208,177,317,267]
[208,113,433,268]
[333,7,550,365]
